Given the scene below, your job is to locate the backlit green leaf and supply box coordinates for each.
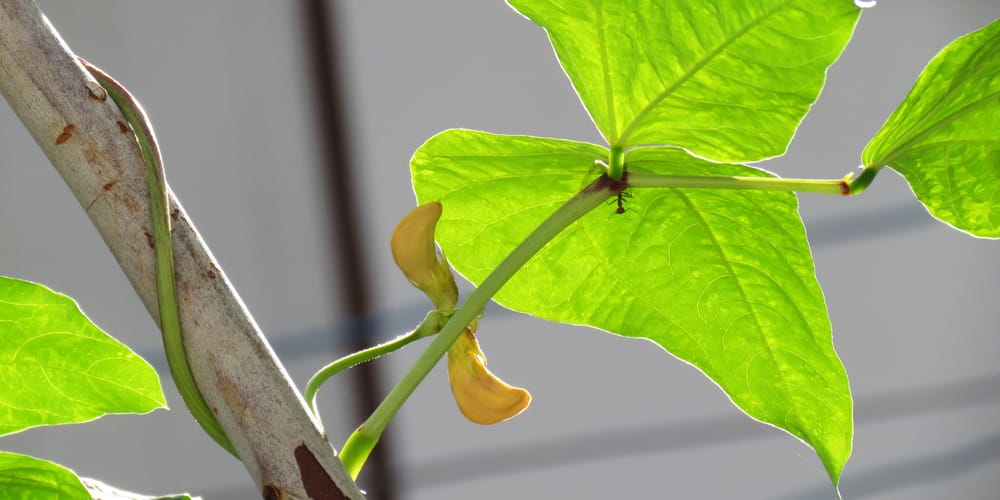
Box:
[0,276,165,437]
[411,130,609,273]
[508,0,861,161]
[80,476,202,499]
[863,18,1000,237]
[412,129,852,485]
[0,452,88,500]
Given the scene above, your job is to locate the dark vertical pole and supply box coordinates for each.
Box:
[297,1,399,498]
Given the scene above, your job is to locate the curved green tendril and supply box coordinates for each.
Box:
[305,310,450,417]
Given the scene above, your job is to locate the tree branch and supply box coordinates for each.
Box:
[0,1,363,498]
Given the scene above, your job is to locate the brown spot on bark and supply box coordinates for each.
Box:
[214,361,250,424]
[117,121,129,134]
[55,124,75,145]
[170,208,180,221]
[295,444,350,500]
[207,270,217,280]
[122,195,141,215]
[103,181,117,191]
[85,81,107,101]
[143,230,154,249]
[262,483,282,500]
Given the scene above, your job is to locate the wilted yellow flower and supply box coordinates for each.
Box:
[446,324,531,425]
[391,202,459,310]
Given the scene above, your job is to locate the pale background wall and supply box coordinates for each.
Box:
[1,1,999,499]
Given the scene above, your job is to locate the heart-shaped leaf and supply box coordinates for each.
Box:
[412,129,852,484]
[508,0,862,161]
[863,18,1000,237]
[0,276,165,437]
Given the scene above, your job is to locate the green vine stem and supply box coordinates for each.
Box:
[337,175,623,479]
[84,60,236,456]
[305,310,450,415]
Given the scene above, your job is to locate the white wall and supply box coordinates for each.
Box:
[1,1,998,499]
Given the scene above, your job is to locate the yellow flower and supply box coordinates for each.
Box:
[394,203,529,424]
[391,202,459,310]
[446,324,531,425]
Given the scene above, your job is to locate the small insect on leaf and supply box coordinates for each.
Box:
[613,190,633,215]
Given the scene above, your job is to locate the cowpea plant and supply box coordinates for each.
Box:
[1,0,997,498]
[333,0,1000,494]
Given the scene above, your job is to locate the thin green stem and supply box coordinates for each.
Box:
[627,166,882,197]
[608,145,625,181]
[305,310,449,416]
[628,171,846,194]
[337,178,616,479]
[84,61,236,456]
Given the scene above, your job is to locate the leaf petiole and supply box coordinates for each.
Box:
[846,165,880,195]
[627,166,881,196]
[607,145,626,180]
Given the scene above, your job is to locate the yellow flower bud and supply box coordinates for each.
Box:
[391,202,459,310]
[446,325,531,425]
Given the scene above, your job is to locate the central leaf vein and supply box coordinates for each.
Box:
[595,0,618,143]
[616,0,793,146]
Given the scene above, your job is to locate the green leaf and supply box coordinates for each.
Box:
[80,476,202,500]
[0,452,89,500]
[0,276,166,437]
[508,0,861,161]
[0,455,197,500]
[863,19,1000,237]
[411,129,609,271]
[412,129,852,485]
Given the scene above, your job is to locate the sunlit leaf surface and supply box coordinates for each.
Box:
[0,277,165,437]
[0,452,88,500]
[864,18,1000,237]
[509,0,861,161]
